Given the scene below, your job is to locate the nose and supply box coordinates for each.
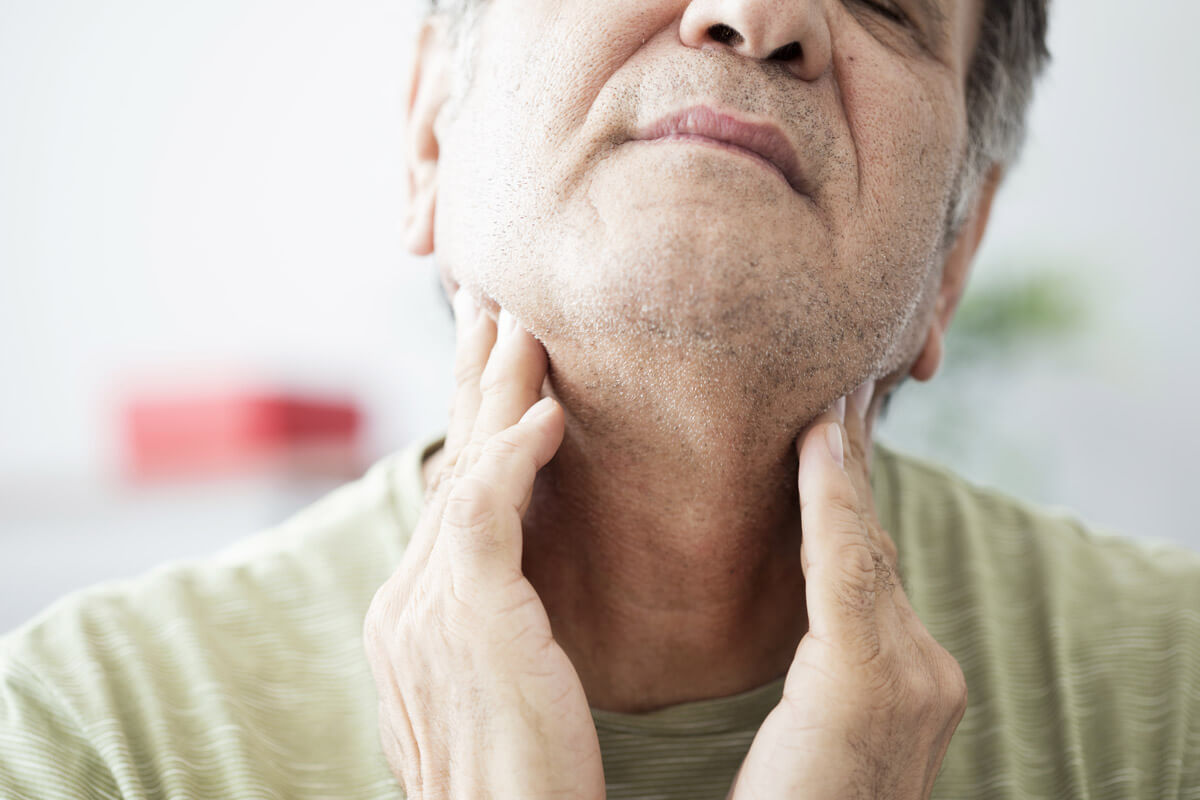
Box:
[679,0,832,81]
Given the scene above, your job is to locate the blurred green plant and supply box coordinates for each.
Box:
[879,263,1096,501]
[946,269,1091,365]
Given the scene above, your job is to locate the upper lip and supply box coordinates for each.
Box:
[631,105,807,194]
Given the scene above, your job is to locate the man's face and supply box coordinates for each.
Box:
[421,0,985,431]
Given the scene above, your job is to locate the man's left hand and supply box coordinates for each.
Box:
[728,381,968,800]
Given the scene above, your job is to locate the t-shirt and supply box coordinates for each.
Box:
[2,435,1198,799]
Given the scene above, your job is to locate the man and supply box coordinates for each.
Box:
[2,0,1197,798]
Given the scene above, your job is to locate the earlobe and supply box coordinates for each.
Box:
[907,163,1004,383]
[909,323,944,382]
[404,16,453,257]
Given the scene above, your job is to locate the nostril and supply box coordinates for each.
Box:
[768,41,802,62]
[708,23,745,47]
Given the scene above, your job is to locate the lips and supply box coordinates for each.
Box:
[631,105,808,195]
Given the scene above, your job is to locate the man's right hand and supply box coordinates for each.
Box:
[363,290,605,800]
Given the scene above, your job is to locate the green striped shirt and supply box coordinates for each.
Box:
[2,435,1198,799]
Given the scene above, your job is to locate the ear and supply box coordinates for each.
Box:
[909,163,1004,381]
[404,16,454,257]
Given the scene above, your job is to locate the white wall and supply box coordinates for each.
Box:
[1,0,1197,630]
[882,0,1200,545]
[0,0,451,486]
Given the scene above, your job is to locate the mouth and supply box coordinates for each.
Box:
[630,105,808,195]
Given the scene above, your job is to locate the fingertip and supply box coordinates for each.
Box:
[796,420,846,488]
[452,288,480,331]
[498,307,517,338]
[452,287,470,319]
[795,400,843,456]
[523,394,564,434]
[523,397,565,467]
[521,396,557,424]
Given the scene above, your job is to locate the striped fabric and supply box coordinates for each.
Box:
[2,434,1198,799]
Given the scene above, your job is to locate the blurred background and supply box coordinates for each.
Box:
[1,0,1197,634]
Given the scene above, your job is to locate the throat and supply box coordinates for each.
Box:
[518,402,810,714]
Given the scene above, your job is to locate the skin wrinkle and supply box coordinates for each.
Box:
[416,0,989,711]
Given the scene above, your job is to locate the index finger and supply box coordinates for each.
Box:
[453,308,549,479]
[444,289,497,466]
[842,379,897,566]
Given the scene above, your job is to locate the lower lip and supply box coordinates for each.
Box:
[632,134,794,191]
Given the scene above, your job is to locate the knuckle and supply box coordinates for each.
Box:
[827,499,864,530]
[453,440,484,477]
[478,357,517,398]
[363,582,400,655]
[803,478,861,519]
[425,471,443,496]
[480,430,525,461]
[936,650,969,711]
[849,624,885,664]
[481,428,541,475]
[833,538,878,589]
[908,659,942,706]
[826,478,863,515]
[452,358,484,390]
[899,643,968,724]
[442,478,501,532]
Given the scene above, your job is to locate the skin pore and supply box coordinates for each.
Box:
[411,0,996,713]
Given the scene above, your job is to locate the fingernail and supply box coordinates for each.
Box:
[826,423,845,468]
[498,307,517,338]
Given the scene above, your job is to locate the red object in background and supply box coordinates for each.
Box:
[123,390,364,481]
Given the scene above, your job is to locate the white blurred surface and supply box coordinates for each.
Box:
[1,0,1197,633]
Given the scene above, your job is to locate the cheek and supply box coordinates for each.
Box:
[435,0,670,283]
[822,42,966,372]
[450,0,674,165]
[835,45,964,249]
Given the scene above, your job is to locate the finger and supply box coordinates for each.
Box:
[401,460,461,575]
[409,290,494,570]
[457,308,549,475]
[844,379,875,482]
[795,397,844,575]
[444,289,497,466]
[441,397,564,584]
[842,379,898,566]
[796,418,892,648]
[472,396,565,520]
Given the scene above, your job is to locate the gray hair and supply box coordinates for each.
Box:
[952,0,1051,232]
[424,0,1051,234]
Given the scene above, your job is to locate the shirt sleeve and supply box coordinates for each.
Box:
[0,654,124,800]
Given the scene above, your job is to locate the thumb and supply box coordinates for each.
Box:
[796,418,883,643]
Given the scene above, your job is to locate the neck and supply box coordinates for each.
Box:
[421,335,873,713]
[519,348,825,713]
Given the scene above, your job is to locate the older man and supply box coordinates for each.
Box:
[2,1,1198,798]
